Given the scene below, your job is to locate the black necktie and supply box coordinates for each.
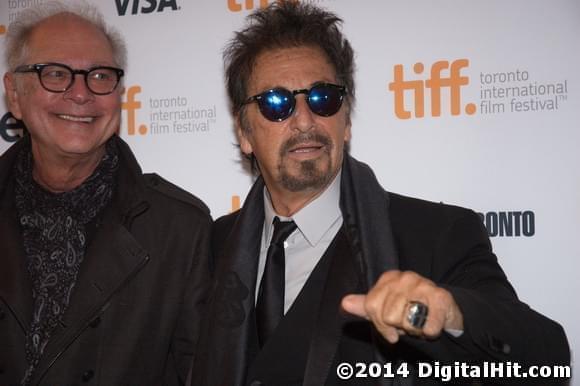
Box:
[256,217,297,347]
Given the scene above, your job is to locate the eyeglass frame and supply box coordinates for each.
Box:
[243,82,347,122]
[13,62,125,96]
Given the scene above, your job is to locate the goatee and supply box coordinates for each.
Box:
[278,132,334,192]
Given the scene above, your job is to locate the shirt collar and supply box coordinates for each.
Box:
[263,170,342,247]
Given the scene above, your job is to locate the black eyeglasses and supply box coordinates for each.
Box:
[243,82,347,122]
[14,62,124,95]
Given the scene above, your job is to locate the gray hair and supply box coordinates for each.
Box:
[4,0,127,71]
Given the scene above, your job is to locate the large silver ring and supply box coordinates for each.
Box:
[407,301,428,329]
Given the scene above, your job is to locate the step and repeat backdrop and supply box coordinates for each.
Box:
[1,0,578,382]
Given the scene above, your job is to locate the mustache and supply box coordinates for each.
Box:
[280,132,332,155]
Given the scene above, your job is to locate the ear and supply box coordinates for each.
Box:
[3,72,23,119]
[235,113,254,155]
[344,117,352,143]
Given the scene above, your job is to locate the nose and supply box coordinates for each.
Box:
[291,95,315,133]
[63,74,95,104]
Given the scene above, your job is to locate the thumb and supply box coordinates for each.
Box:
[341,294,368,319]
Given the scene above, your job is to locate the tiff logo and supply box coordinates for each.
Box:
[389,59,476,119]
[228,0,297,12]
[115,0,179,16]
[122,86,148,135]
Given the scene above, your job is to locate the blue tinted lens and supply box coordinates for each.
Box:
[307,84,344,117]
[252,84,345,121]
[258,89,294,121]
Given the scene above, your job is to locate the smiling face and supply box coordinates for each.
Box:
[3,13,122,164]
[238,46,351,209]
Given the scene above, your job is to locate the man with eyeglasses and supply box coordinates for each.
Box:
[190,3,569,386]
[0,2,210,386]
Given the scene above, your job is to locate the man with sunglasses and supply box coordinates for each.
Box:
[0,2,210,386]
[191,2,569,386]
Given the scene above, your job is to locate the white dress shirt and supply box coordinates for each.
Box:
[256,172,342,314]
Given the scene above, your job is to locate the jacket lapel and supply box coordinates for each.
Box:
[193,177,265,386]
[0,197,33,333]
[0,138,33,333]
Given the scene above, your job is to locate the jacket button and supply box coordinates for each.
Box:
[488,334,511,354]
[89,317,101,328]
[82,369,95,382]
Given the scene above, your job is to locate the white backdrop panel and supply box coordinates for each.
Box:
[0,0,577,383]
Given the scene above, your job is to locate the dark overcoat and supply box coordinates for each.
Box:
[0,135,212,386]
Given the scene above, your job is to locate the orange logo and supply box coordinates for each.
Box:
[231,195,241,212]
[122,85,148,135]
[389,59,476,119]
[0,25,7,35]
[228,0,268,11]
[228,0,297,12]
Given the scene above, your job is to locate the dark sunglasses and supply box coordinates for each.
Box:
[243,82,347,122]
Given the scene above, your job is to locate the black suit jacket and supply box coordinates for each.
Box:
[192,154,569,386]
